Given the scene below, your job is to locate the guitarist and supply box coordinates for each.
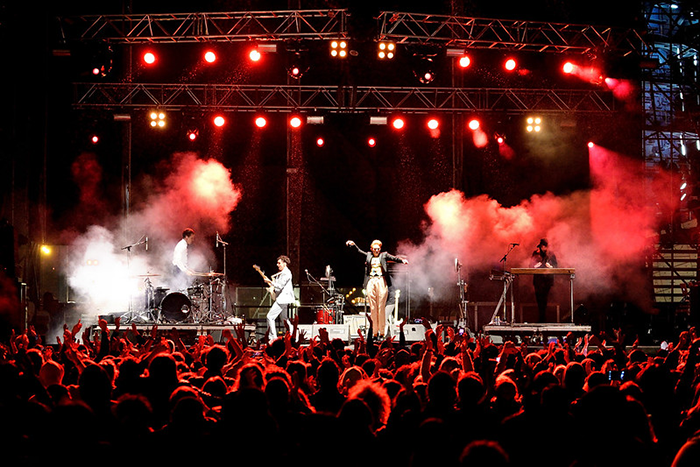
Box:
[265,255,295,342]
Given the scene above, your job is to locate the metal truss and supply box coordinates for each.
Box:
[73,82,618,114]
[377,12,645,55]
[56,9,643,58]
[57,9,349,44]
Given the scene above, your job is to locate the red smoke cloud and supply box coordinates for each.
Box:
[400,146,676,311]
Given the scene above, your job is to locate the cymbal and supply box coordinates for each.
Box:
[192,272,224,277]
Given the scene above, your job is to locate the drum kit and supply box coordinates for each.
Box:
[123,272,228,324]
[306,265,345,324]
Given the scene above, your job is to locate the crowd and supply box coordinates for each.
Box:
[2,313,700,467]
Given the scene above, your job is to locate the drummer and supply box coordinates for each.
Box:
[172,228,196,291]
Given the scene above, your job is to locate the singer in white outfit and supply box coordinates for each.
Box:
[266,255,295,341]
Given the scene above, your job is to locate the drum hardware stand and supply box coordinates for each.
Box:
[489,243,518,325]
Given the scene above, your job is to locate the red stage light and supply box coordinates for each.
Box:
[91,135,99,144]
[204,51,217,63]
[249,49,261,62]
[143,52,156,65]
[563,61,575,74]
[427,118,439,130]
[392,118,405,130]
[504,58,517,71]
[289,116,302,128]
[316,137,325,147]
[368,137,377,147]
[459,55,471,68]
[468,119,480,131]
[255,116,267,128]
[92,67,101,75]
[213,115,226,127]
[587,141,595,148]
[187,129,198,141]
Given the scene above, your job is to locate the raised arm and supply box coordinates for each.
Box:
[346,240,368,256]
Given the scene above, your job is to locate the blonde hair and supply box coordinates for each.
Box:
[370,240,382,248]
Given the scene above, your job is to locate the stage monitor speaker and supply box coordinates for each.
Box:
[298,324,349,342]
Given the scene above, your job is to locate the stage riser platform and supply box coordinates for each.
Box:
[483,323,592,344]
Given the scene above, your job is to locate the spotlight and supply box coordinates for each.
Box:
[213,115,226,127]
[330,40,348,58]
[255,116,267,128]
[149,111,166,128]
[187,129,199,141]
[316,137,325,147]
[378,42,396,59]
[468,119,480,131]
[249,49,262,62]
[459,55,471,68]
[587,141,595,148]
[391,117,405,130]
[495,134,505,144]
[288,65,303,79]
[504,58,517,71]
[562,61,575,74]
[91,135,99,144]
[427,118,439,130]
[368,137,377,147]
[40,245,52,256]
[204,50,217,63]
[289,116,302,128]
[143,51,156,65]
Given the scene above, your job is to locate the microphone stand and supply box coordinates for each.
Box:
[216,232,229,318]
[455,259,470,331]
[120,235,149,323]
[490,244,518,325]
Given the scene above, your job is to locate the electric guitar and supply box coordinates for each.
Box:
[253,265,276,300]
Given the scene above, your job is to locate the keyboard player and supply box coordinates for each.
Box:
[531,238,558,322]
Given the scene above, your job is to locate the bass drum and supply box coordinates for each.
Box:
[160,292,191,323]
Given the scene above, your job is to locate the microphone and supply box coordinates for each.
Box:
[145,236,148,251]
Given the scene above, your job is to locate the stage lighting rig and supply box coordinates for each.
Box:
[378,42,396,59]
[526,116,542,133]
[330,40,348,58]
[149,111,166,128]
[90,42,113,77]
[286,49,309,80]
